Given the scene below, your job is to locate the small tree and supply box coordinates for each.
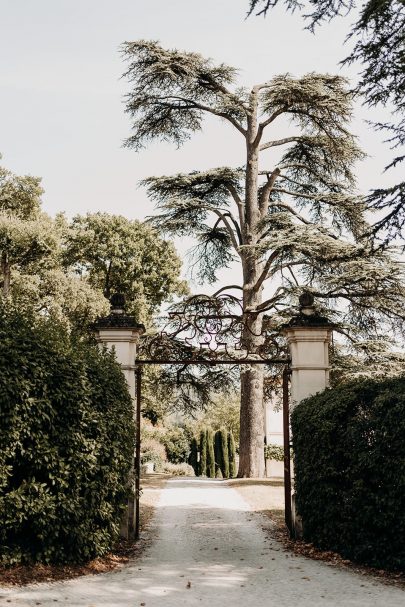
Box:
[214,429,230,478]
[199,429,207,476]
[228,432,237,478]
[222,429,231,479]
[206,428,216,479]
[122,41,405,477]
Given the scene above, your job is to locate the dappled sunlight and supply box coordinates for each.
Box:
[1,479,404,606]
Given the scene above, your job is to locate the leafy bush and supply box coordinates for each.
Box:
[291,376,405,571]
[140,449,164,472]
[264,444,289,462]
[162,426,189,464]
[162,462,195,476]
[140,432,167,472]
[0,305,135,565]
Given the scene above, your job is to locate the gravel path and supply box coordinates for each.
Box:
[1,478,404,606]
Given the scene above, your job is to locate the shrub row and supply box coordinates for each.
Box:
[291,376,405,571]
[189,428,237,478]
[0,305,134,565]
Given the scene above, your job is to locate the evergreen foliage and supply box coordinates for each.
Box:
[228,432,237,478]
[214,429,230,478]
[248,0,405,241]
[0,304,134,565]
[189,437,199,475]
[199,429,207,476]
[197,393,240,445]
[216,429,230,479]
[221,429,230,479]
[206,428,216,479]
[291,376,405,571]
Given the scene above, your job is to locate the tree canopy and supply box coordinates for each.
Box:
[122,40,405,475]
[248,0,405,242]
[63,212,188,323]
[0,161,187,332]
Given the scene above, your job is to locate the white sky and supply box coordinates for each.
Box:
[0,0,400,291]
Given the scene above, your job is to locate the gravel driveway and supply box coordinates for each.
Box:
[1,478,403,606]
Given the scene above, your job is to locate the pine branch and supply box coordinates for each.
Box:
[259,168,281,216]
[253,250,280,293]
[260,136,302,151]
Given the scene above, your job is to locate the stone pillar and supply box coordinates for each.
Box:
[93,293,145,540]
[283,292,334,537]
[284,292,333,408]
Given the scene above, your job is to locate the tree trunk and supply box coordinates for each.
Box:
[1,251,11,298]
[237,88,266,477]
[238,282,265,477]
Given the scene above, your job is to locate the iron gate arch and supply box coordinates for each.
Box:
[133,294,293,539]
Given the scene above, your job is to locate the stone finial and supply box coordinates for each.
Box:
[298,291,315,317]
[283,291,333,329]
[110,292,126,312]
[93,293,145,331]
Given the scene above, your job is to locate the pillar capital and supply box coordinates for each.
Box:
[93,292,145,337]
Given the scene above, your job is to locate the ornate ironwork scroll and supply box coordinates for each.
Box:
[137,293,288,365]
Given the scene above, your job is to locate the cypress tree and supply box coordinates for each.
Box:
[221,429,230,479]
[228,432,237,478]
[199,429,207,476]
[206,428,216,478]
[214,430,223,478]
[189,437,198,476]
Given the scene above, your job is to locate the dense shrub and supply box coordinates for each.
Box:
[214,430,223,477]
[162,426,189,464]
[140,448,165,472]
[264,444,288,462]
[0,305,135,565]
[162,462,195,476]
[291,376,405,571]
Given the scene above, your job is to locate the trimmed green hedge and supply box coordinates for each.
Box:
[0,305,135,565]
[291,376,405,571]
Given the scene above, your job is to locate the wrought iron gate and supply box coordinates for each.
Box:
[133,294,293,538]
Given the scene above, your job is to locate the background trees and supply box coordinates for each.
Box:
[63,212,188,324]
[122,40,405,477]
[0,161,187,333]
[0,162,108,328]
